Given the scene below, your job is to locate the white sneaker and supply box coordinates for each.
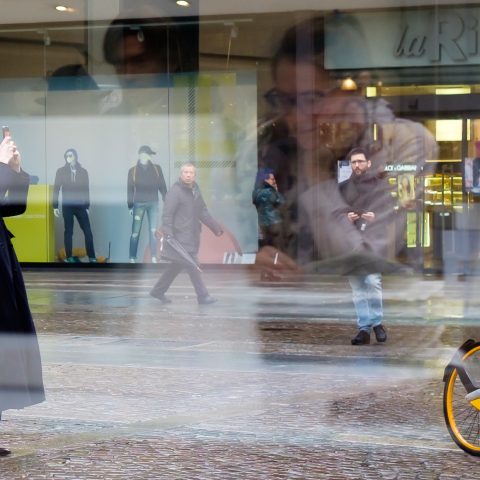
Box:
[151,257,157,263]
[129,258,136,264]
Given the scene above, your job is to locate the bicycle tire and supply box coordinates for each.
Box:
[443,342,480,456]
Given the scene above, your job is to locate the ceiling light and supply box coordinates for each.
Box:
[176,0,190,6]
[340,77,357,91]
[55,5,75,12]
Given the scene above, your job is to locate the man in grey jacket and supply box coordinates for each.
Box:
[150,163,223,305]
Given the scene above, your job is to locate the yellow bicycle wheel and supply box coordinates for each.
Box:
[443,343,480,456]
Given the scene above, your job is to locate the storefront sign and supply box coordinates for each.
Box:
[325,8,480,69]
[384,164,418,172]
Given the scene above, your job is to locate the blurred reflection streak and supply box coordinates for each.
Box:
[0,335,44,411]
[26,288,55,315]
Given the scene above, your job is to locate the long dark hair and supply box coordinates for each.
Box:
[64,148,79,163]
[271,17,326,81]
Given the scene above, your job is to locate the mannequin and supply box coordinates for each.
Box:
[53,148,96,263]
[127,145,167,263]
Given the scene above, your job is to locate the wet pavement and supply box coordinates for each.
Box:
[2,267,480,479]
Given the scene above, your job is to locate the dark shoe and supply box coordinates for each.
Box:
[373,324,387,343]
[198,295,217,305]
[351,330,370,345]
[150,292,172,304]
[0,448,11,457]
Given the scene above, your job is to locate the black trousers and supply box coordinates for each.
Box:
[151,261,208,299]
[63,206,95,259]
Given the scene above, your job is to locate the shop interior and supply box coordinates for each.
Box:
[0,5,479,271]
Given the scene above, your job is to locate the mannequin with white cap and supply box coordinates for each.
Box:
[127,145,167,263]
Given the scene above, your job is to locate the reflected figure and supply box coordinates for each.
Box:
[253,168,285,250]
[103,10,198,80]
[127,145,167,263]
[256,17,437,276]
[0,135,45,456]
[150,163,223,304]
[47,64,99,91]
[53,148,96,263]
[100,7,198,115]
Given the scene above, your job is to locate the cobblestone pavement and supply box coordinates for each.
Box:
[1,268,480,479]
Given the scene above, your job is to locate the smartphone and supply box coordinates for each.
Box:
[2,126,10,139]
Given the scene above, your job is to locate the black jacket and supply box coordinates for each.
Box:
[127,161,167,209]
[0,163,45,411]
[161,180,222,254]
[53,161,90,209]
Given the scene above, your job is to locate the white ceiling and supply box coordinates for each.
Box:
[1,0,471,25]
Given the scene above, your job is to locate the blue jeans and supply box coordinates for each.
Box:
[348,273,383,332]
[129,202,158,260]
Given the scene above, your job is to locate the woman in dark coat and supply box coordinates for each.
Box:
[0,136,45,456]
[252,168,285,250]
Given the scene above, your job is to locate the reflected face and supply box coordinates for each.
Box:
[112,34,168,83]
[273,59,366,156]
[350,153,371,176]
[265,173,276,187]
[180,165,196,185]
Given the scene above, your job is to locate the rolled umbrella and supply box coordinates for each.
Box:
[161,235,202,272]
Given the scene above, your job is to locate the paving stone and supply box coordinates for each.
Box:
[0,269,479,478]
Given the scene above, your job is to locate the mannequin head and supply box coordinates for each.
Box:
[139,152,151,165]
[64,148,78,165]
[138,145,156,165]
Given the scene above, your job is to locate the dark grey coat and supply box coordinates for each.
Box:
[161,180,222,254]
[339,172,396,259]
[297,175,398,275]
[0,163,45,411]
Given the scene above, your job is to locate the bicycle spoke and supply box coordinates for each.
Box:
[466,412,480,445]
